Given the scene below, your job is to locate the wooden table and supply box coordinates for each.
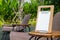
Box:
[28,31,60,40]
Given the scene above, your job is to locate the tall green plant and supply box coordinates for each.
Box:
[0,0,18,23]
[23,0,39,18]
[51,0,60,14]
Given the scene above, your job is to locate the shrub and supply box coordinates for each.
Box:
[0,20,4,27]
[29,19,36,26]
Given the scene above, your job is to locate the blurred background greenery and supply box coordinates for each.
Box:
[0,0,60,27]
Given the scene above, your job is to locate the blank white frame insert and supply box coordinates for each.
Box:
[35,5,54,33]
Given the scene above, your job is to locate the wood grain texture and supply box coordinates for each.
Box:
[29,31,60,37]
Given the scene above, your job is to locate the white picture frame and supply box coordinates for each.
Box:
[35,5,54,33]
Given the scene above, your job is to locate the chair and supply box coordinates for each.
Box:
[1,14,31,40]
[52,12,60,31]
[13,14,31,32]
[2,14,31,32]
[52,12,60,40]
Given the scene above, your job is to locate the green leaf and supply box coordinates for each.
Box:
[0,0,2,5]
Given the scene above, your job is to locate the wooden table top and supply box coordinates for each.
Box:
[28,31,60,37]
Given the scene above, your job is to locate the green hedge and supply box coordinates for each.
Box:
[29,19,36,26]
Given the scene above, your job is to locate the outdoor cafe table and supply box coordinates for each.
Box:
[28,31,60,40]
